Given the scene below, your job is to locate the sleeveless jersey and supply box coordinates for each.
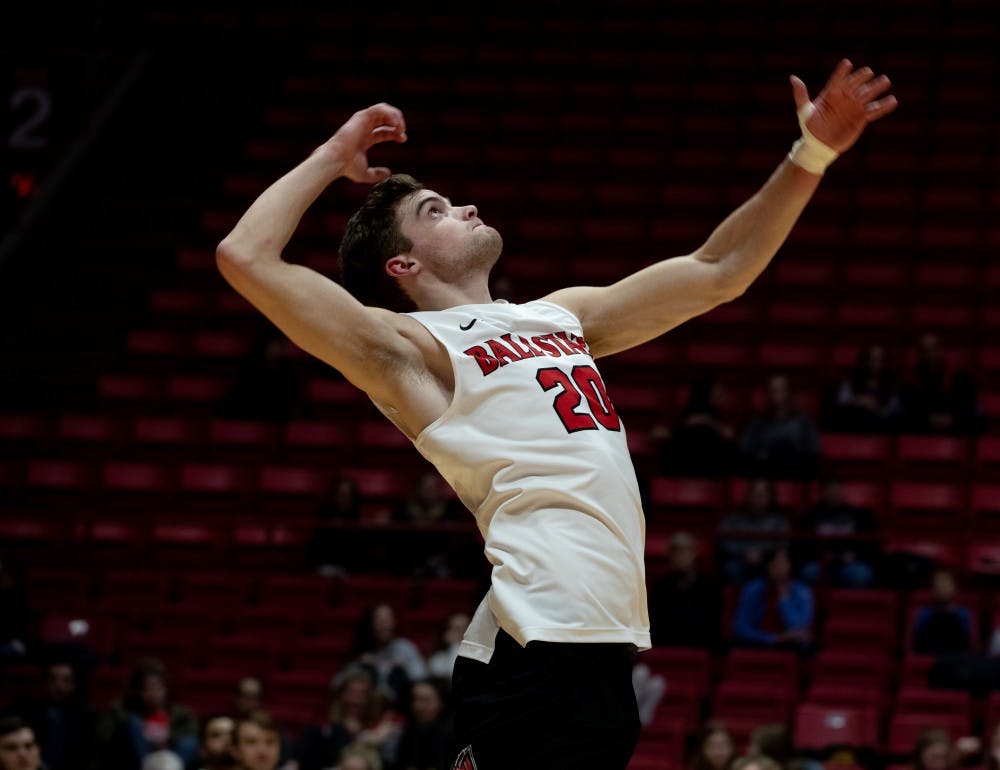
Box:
[397,300,650,662]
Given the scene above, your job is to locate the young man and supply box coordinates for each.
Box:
[231,713,280,770]
[217,60,896,769]
[0,718,41,770]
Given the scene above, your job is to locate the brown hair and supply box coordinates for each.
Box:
[339,173,423,312]
[234,710,279,742]
[691,723,735,770]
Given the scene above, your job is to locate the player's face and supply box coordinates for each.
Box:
[0,728,40,770]
[396,189,503,280]
[233,724,280,770]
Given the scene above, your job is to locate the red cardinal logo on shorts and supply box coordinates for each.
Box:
[451,745,478,770]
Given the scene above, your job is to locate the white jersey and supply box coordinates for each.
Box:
[392,299,650,662]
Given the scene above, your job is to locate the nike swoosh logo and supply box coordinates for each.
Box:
[459,319,477,331]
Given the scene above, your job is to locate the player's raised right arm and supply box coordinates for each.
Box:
[215,104,409,400]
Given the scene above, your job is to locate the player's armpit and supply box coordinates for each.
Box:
[216,247,418,402]
[542,254,738,359]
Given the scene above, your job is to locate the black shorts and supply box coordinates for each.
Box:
[450,629,641,770]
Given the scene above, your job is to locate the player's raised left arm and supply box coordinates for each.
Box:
[545,59,897,359]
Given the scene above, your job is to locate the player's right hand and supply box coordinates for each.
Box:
[327,103,408,184]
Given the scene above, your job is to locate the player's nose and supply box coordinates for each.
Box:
[458,204,478,220]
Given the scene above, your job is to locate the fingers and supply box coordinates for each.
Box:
[361,102,407,135]
[365,166,392,183]
[865,94,899,122]
[827,58,854,86]
[846,65,875,90]
[858,74,892,101]
[789,75,810,111]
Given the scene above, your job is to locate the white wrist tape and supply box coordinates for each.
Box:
[788,102,839,174]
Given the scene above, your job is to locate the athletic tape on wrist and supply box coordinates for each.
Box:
[787,102,839,175]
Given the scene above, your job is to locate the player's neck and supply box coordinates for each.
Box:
[412,275,493,311]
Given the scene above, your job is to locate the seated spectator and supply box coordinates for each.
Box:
[234,678,264,721]
[912,729,956,770]
[221,327,300,421]
[902,333,982,435]
[913,569,973,656]
[0,559,27,662]
[349,605,428,706]
[144,751,185,770]
[392,679,450,770]
[19,660,97,770]
[0,717,41,770]
[339,745,383,770]
[631,663,666,727]
[296,667,399,770]
[747,723,823,770]
[190,715,235,770]
[732,547,813,654]
[660,373,740,477]
[690,723,735,770]
[797,476,877,588]
[648,532,723,648]
[394,474,459,525]
[718,479,790,584]
[741,374,821,478]
[426,613,470,681]
[306,476,362,575]
[232,713,281,770]
[94,658,198,770]
[732,757,781,770]
[831,343,903,432]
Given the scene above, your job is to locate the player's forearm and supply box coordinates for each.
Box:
[694,158,822,296]
[217,142,345,264]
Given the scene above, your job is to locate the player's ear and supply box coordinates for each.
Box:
[386,255,418,278]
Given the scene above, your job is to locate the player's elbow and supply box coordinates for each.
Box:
[709,269,748,305]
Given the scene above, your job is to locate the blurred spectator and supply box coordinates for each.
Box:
[648,532,723,648]
[902,333,982,435]
[747,723,823,770]
[190,715,235,770]
[348,605,428,706]
[718,479,790,584]
[221,327,300,421]
[234,679,263,720]
[732,756,781,770]
[394,474,459,525]
[426,613,470,681]
[0,559,27,661]
[690,723,735,770]
[660,374,740,477]
[631,663,666,727]
[912,729,956,770]
[19,661,96,770]
[797,476,877,588]
[391,679,450,770]
[144,751,184,770]
[831,343,903,432]
[94,658,198,770]
[0,717,41,770]
[295,668,399,770]
[741,374,821,478]
[913,569,973,656]
[732,547,813,654]
[232,713,280,770]
[338,745,382,770]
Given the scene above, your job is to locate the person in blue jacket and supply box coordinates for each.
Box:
[733,547,813,653]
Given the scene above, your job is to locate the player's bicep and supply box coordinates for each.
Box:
[217,253,409,395]
[543,255,736,358]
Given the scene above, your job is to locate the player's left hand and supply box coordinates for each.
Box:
[790,59,898,154]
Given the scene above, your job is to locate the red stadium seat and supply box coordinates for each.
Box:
[257,465,329,515]
[899,655,936,688]
[795,703,875,749]
[258,574,334,610]
[207,419,280,461]
[895,688,972,722]
[810,651,891,692]
[895,436,969,480]
[887,482,966,532]
[650,680,704,732]
[282,420,355,464]
[649,478,725,513]
[820,434,893,479]
[974,439,1000,480]
[712,680,794,724]
[336,575,416,609]
[639,647,711,694]
[723,649,799,688]
[888,712,970,755]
